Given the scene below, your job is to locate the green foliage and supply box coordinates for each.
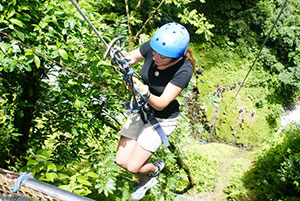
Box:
[265,104,284,130]
[240,0,300,101]
[178,8,214,41]
[192,41,280,147]
[244,124,300,200]
[0,93,19,166]
[197,0,300,102]
[1,0,127,199]
[0,0,299,200]
[184,144,219,192]
[169,114,220,194]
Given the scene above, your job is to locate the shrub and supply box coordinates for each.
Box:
[244,124,300,200]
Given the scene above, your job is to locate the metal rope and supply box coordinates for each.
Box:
[226,0,289,109]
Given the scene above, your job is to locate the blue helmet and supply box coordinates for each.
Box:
[150,22,190,58]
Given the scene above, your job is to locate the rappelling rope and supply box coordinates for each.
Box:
[226,0,289,109]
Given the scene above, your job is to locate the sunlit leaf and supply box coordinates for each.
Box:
[34,55,40,68]
[87,172,98,178]
[77,176,92,186]
[47,162,57,171]
[46,172,57,182]
[27,159,37,166]
[10,18,25,27]
[58,49,68,60]
[14,29,25,41]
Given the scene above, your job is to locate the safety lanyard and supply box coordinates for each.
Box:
[136,104,170,147]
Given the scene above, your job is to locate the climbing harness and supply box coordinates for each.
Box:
[70,0,170,147]
[140,104,170,147]
[147,111,170,147]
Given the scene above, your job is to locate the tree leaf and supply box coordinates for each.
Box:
[14,29,25,41]
[46,172,57,182]
[10,18,25,28]
[87,172,98,178]
[58,49,68,60]
[22,64,32,72]
[74,99,81,108]
[27,159,37,166]
[47,162,57,171]
[0,42,9,52]
[7,8,16,19]
[34,55,40,68]
[77,176,92,186]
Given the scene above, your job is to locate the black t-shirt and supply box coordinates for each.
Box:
[139,41,193,118]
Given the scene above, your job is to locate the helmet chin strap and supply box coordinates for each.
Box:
[156,56,183,70]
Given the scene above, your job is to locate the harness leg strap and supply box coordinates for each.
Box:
[147,114,170,147]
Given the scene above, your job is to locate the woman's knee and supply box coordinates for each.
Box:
[126,162,140,174]
[115,155,127,169]
[115,156,139,173]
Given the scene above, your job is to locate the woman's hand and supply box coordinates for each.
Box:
[132,77,149,97]
[121,48,145,65]
[121,51,134,64]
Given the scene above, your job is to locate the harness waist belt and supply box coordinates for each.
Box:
[128,103,170,147]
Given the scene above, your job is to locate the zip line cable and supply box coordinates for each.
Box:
[226,0,289,110]
[70,0,108,48]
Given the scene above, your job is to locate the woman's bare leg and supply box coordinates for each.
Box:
[115,136,137,169]
[115,136,158,184]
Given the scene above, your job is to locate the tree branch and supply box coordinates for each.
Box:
[133,0,165,43]
[124,0,134,50]
[134,0,144,13]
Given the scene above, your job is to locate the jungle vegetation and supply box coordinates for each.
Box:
[0,0,299,200]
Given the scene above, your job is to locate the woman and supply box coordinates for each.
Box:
[115,22,195,200]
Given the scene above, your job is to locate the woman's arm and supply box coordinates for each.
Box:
[147,82,183,111]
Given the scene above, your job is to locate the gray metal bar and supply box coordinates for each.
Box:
[23,179,96,201]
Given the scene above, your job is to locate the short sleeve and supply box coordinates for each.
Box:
[170,60,193,89]
[139,41,152,58]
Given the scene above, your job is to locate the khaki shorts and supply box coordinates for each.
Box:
[119,112,178,152]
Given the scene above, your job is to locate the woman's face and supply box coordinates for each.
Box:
[153,50,174,66]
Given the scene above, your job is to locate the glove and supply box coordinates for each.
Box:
[121,51,134,64]
[132,77,150,98]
